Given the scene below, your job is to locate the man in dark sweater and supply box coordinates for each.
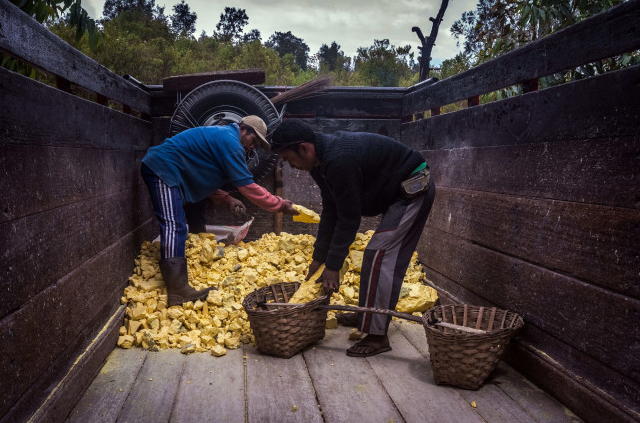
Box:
[271,120,436,357]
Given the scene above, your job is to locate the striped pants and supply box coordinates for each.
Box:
[359,178,436,335]
[141,164,188,259]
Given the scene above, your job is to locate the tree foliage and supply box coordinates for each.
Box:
[11,0,102,49]
[170,0,197,37]
[352,39,416,87]
[47,4,420,87]
[214,7,248,42]
[103,0,157,20]
[452,0,629,63]
[265,31,310,71]
[450,0,638,91]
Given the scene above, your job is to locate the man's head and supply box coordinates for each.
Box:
[271,120,319,171]
[239,115,269,153]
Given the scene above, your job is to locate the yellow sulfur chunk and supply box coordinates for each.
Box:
[181,343,196,354]
[325,316,338,329]
[396,283,438,313]
[348,329,364,340]
[288,265,326,303]
[292,204,320,224]
[210,345,227,357]
[129,305,147,321]
[348,250,364,272]
[126,319,142,335]
[120,231,436,355]
[117,335,134,349]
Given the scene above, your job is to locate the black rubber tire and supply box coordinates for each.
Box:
[169,80,279,184]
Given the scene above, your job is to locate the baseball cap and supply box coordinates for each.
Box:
[240,115,270,150]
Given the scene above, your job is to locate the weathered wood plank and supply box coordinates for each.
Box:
[490,363,581,423]
[2,301,124,423]
[303,326,404,423]
[0,220,155,419]
[28,306,127,423]
[426,187,640,298]
[417,226,640,384]
[393,322,538,423]
[117,349,186,423]
[163,69,266,91]
[0,146,147,223]
[171,350,245,423]
[507,339,640,423]
[67,342,147,423]
[367,323,485,423]
[424,263,640,421]
[402,0,640,115]
[0,66,152,151]
[393,322,580,422]
[0,0,150,114]
[420,136,640,209]
[0,185,154,319]
[402,64,640,151]
[245,344,323,423]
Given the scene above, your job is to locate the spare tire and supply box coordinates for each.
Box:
[169,80,279,184]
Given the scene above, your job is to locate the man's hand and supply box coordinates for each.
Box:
[305,260,323,280]
[321,268,340,294]
[279,199,298,216]
[228,197,246,216]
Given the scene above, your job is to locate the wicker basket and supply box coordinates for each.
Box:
[422,304,524,390]
[243,282,330,358]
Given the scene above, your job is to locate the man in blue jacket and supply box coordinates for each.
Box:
[272,120,435,357]
[141,116,297,306]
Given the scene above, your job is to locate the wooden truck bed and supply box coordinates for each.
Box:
[67,324,578,423]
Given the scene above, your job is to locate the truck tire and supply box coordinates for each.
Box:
[169,80,279,185]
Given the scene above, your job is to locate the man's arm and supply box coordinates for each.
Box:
[237,183,296,214]
[322,163,363,271]
[209,189,246,215]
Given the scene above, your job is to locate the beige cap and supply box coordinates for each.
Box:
[240,115,270,150]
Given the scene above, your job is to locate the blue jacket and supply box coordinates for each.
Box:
[141,124,253,203]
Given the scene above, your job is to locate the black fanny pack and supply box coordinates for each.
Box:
[400,169,431,199]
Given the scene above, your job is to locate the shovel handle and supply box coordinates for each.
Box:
[258,302,486,334]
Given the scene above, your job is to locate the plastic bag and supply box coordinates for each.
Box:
[205,218,254,245]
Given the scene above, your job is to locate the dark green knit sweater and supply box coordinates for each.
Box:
[310,131,425,270]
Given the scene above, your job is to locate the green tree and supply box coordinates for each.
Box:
[10,0,102,49]
[242,29,262,44]
[103,0,156,20]
[352,39,415,87]
[265,31,310,71]
[452,0,628,63]
[170,0,197,37]
[215,7,248,42]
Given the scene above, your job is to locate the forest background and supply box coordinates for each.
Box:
[8,0,640,93]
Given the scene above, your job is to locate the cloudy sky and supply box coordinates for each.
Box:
[82,0,478,66]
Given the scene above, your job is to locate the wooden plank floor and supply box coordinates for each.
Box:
[67,322,581,423]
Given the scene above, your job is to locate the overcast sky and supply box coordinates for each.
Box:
[81,0,478,66]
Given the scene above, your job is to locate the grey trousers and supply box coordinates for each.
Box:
[358,178,436,335]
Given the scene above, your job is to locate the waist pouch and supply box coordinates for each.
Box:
[400,169,431,199]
